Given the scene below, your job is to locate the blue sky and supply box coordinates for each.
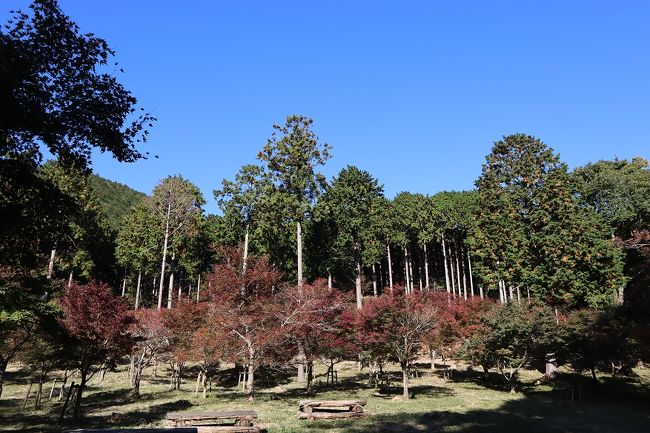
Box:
[3,1,649,213]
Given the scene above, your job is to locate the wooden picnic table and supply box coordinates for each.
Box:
[166,410,259,429]
[298,399,369,420]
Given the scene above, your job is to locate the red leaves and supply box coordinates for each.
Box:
[59,281,135,370]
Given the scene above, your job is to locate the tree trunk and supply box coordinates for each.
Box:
[306,360,314,394]
[372,263,378,297]
[47,249,56,279]
[297,344,306,382]
[297,221,303,288]
[355,250,363,309]
[121,278,126,297]
[402,366,409,399]
[243,223,250,274]
[404,247,410,294]
[448,243,456,296]
[0,362,6,398]
[442,235,451,294]
[467,252,475,297]
[72,373,87,421]
[135,271,142,310]
[408,249,415,293]
[196,274,201,302]
[245,345,255,397]
[167,266,174,309]
[387,243,394,291]
[68,270,73,288]
[327,272,332,289]
[454,244,462,298]
[424,244,430,289]
[461,250,468,300]
[158,202,172,309]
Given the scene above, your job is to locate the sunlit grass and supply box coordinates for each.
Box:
[1,360,649,432]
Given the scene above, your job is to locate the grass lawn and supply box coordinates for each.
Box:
[1,360,649,433]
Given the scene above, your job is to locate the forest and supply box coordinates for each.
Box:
[1,1,649,432]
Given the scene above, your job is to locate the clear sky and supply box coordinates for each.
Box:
[4,1,649,213]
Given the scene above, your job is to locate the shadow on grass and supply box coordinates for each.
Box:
[303,391,650,433]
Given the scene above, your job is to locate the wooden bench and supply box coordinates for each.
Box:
[165,410,259,432]
[298,399,368,420]
[66,429,253,433]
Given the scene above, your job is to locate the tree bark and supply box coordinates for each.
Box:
[467,251,475,297]
[448,242,456,297]
[404,247,410,294]
[158,201,172,309]
[72,372,87,421]
[402,366,409,399]
[297,344,306,382]
[327,272,332,289]
[461,251,467,300]
[423,244,430,289]
[442,235,451,294]
[68,270,73,288]
[243,223,250,274]
[245,345,255,397]
[386,243,393,291]
[196,274,201,302]
[372,263,378,297]
[454,244,462,298]
[297,221,303,288]
[121,278,127,297]
[167,257,175,309]
[355,249,363,309]
[0,362,6,398]
[47,248,56,279]
[135,271,142,310]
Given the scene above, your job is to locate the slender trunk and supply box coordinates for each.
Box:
[135,271,142,310]
[424,244,430,289]
[177,272,182,300]
[47,249,56,279]
[0,362,6,398]
[327,272,332,289]
[467,251,475,297]
[516,287,521,305]
[479,285,484,299]
[297,344,306,382]
[387,243,394,290]
[404,247,410,294]
[245,345,255,397]
[454,244,462,298]
[68,271,73,288]
[508,284,514,302]
[243,223,250,274]
[442,235,451,294]
[72,372,87,420]
[158,202,172,309]
[121,278,126,297]
[196,274,201,302]
[408,249,415,293]
[355,249,363,309]
[167,255,175,309]
[297,221,303,288]
[461,250,467,300]
[402,365,409,399]
[448,243,456,297]
[372,263,378,297]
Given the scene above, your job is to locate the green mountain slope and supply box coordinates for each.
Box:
[90,174,147,231]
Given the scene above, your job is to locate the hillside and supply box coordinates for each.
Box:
[90,174,147,231]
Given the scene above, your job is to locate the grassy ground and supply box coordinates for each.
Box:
[1,359,649,433]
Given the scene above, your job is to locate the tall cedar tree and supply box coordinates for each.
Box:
[474,134,625,308]
[59,282,134,419]
[318,166,384,308]
[257,115,331,286]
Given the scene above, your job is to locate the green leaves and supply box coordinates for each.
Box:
[474,134,625,308]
